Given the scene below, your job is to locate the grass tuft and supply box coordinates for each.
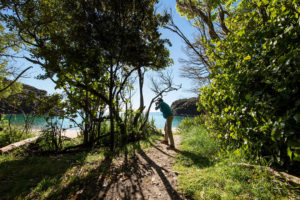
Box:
[0,125,35,148]
[175,124,299,200]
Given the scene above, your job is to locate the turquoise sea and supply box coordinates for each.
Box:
[4,112,187,129]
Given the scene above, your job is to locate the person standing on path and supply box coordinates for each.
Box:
[155,98,175,150]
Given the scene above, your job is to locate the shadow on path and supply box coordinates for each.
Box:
[17,136,186,199]
[174,148,213,169]
[138,150,183,200]
[149,141,176,158]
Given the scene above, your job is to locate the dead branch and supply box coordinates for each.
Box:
[0,66,32,93]
[141,70,181,129]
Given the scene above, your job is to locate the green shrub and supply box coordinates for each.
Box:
[0,121,34,148]
[178,115,208,131]
[199,0,300,167]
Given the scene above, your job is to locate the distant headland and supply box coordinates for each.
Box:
[171,97,201,117]
[0,82,47,114]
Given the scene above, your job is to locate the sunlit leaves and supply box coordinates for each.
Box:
[0,22,23,98]
[199,0,300,167]
[2,0,171,147]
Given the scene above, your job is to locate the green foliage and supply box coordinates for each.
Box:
[198,0,300,167]
[175,123,297,200]
[176,0,235,20]
[109,112,160,150]
[2,0,172,150]
[39,119,65,152]
[0,126,34,148]
[0,119,34,148]
[178,115,208,130]
[0,23,22,98]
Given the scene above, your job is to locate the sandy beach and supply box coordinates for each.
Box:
[31,129,81,139]
[32,128,179,139]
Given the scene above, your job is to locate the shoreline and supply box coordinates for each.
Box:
[31,127,179,139]
[31,129,80,139]
[1,127,179,153]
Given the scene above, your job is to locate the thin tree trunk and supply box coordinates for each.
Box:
[133,68,145,127]
[109,65,115,151]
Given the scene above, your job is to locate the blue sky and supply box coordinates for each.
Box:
[16,0,197,111]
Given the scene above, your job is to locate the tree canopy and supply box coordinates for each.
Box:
[1,0,173,150]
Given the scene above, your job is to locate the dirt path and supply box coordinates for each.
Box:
[1,130,185,199]
[91,135,186,200]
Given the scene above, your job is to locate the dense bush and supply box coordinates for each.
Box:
[199,0,300,167]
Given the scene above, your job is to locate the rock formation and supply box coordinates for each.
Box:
[0,83,47,114]
[171,97,201,117]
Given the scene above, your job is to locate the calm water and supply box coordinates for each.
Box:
[4,112,187,129]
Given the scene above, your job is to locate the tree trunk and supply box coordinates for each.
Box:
[83,92,89,145]
[109,65,115,151]
[133,68,145,127]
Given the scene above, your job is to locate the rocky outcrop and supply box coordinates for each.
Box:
[22,84,47,96]
[0,82,47,114]
[171,97,201,117]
